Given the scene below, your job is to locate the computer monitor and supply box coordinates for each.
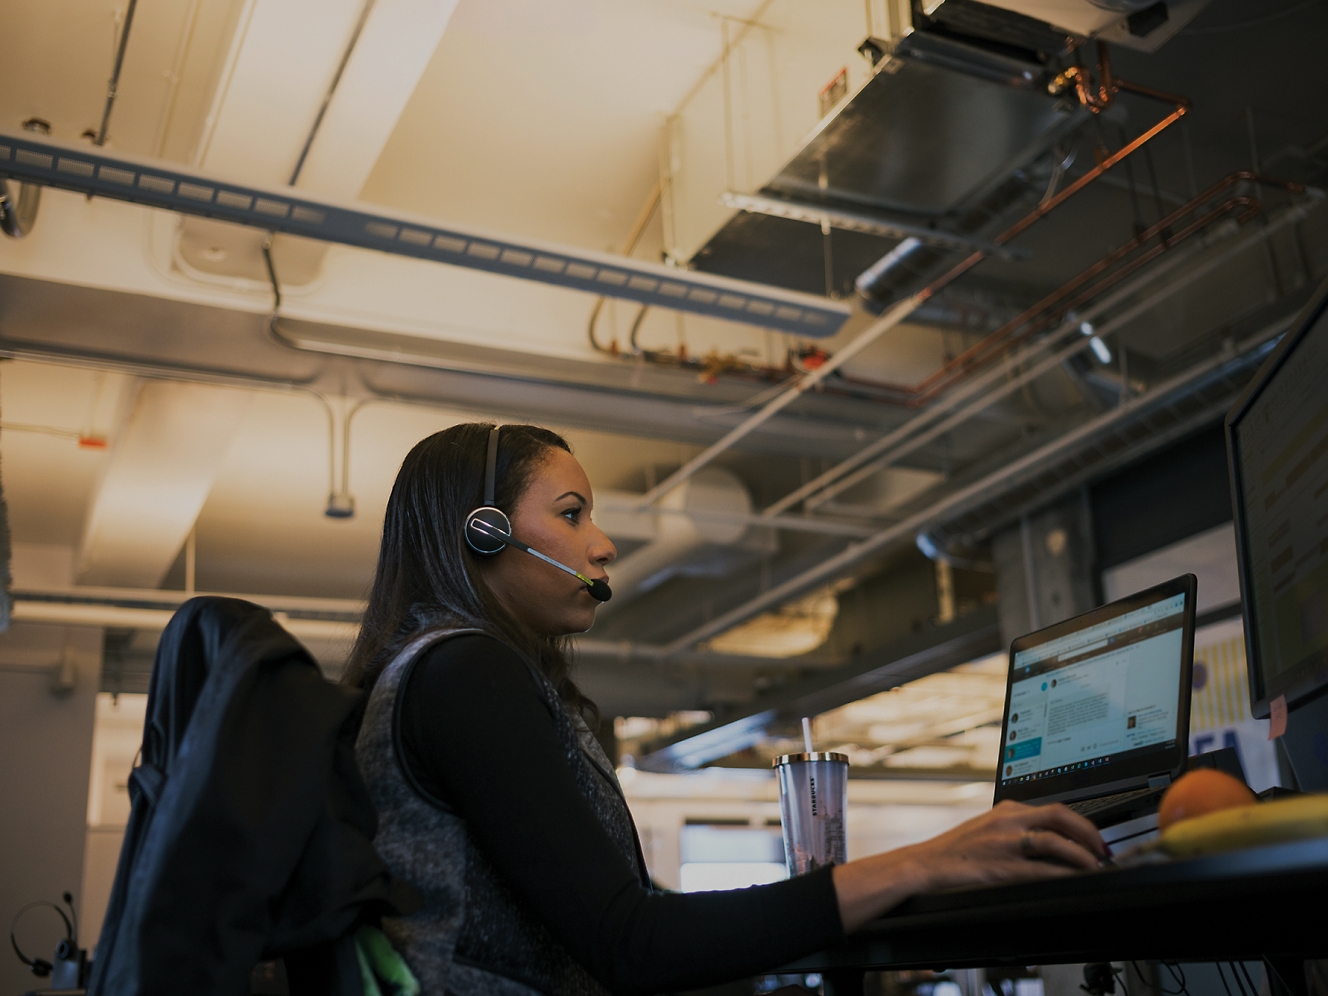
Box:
[1226,274,1328,717]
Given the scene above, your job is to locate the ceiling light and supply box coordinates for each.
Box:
[1079,321,1094,336]
[1090,336,1112,364]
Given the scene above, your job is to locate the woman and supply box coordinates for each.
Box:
[346,422,1106,996]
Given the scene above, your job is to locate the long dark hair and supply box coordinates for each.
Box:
[343,422,596,722]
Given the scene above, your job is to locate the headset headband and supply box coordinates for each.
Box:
[484,425,501,507]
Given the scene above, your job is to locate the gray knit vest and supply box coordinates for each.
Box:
[355,629,647,996]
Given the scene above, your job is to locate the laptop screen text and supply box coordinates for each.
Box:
[1001,593,1186,786]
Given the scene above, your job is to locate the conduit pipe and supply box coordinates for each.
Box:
[631,48,1192,510]
[589,180,662,355]
[803,198,1317,513]
[763,176,1314,517]
[94,0,140,146]
[597,500,873,539]
[842,172,1303,405]
[8,588,816,670]
[632,293,925,510]
[661,315,1293,656]
[721,192,1028,259]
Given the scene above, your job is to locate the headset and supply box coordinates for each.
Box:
[464,425,612,603]
[10,892,82,983]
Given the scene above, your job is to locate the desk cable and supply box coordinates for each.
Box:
[1128,961,1190,996]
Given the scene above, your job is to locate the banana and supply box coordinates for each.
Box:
[1160,793,1328,858]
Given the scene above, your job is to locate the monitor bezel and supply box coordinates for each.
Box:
[993,574,1197,805]
[1225,274,1328,718]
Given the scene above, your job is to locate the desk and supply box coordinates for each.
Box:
[782,838,1328,996]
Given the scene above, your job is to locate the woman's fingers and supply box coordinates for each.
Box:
[1016,827,1102,870]
[1025,804,1109,858]
[987,800,1108,859]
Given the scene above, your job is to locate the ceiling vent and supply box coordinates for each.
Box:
[946,0,1215,54]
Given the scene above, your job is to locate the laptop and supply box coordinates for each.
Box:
[993,574,1197,840]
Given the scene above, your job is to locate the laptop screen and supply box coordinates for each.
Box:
[995,575,1196,804]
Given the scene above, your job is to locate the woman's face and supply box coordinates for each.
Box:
[479,447,616,635]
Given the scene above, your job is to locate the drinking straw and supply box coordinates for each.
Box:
[802,716,814,754]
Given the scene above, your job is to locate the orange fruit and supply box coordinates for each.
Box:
[1158,769,1257,829]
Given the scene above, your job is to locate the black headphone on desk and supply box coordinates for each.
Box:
[9,892,77,979]
[463,425,612,603]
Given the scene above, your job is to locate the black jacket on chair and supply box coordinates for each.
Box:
[88,597,411,996]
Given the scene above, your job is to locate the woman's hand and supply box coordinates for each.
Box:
[831,800,1108,932]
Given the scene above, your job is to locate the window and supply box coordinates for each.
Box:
[677,824,786,893]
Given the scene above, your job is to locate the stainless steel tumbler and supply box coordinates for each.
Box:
[774,751,848,875]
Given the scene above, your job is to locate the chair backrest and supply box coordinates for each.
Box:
[88,597,404,996]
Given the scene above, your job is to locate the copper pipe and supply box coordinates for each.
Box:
[941,197,1256,375]
[911,49,1191,302]
[588,180,664,353]
[918,198,1258,389]
[915,92,1192,302]
[841,171,1304,405]
[836,200,1253,406]
[589,45,1193,395]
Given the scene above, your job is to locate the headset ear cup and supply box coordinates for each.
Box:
[465,507,511,556]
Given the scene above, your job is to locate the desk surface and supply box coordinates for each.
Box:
[784,838,1328,973]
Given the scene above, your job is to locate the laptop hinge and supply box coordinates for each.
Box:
[1147,773,1173,790]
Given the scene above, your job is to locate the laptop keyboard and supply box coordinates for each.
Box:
[1067,786,1159,817]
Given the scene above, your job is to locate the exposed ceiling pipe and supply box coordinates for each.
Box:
[630,293,926,511]
[720,192,1029,260]
[764,179,1318,518]
[841,172,1303,405]
[802,211,1303,512]
[658,315,1295,656]
[598,499,873,538]
[287,0,377,185]
[8,587,824,671]
[589,180,662,355]
[0,120,49,239]
[630,50,1192,512]
[94,0,140,146]
[853,237,925,298]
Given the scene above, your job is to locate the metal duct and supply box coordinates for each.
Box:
[596,468,753,611]
[659,311,1297,656]
[0,120,49,239]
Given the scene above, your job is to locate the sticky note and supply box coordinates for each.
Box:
[1268,695,1288,739]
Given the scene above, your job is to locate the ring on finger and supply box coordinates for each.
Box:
[1020,829,1041,858]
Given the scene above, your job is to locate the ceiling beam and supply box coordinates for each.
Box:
[75,382,251,588]
[291,0,461,200]
[0,129,849,338]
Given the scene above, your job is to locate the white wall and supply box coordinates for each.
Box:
[80,693,149,954]
[0,622,100,996]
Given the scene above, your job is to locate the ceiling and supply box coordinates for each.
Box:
[1,0,1326,751]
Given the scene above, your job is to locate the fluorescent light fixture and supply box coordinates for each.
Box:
[1090,336,1112,364]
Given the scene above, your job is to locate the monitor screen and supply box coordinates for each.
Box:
[995,575,1195,804]
[1228,283,1328,713]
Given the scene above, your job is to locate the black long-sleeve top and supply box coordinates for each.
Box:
[398,633,844,995]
